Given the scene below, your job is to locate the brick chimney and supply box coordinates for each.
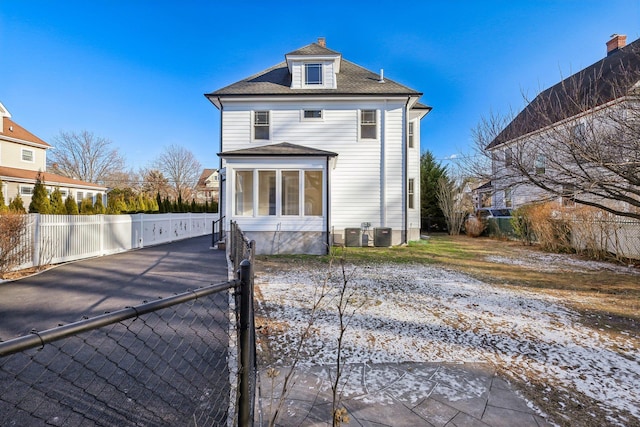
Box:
[317,37,326,48]
[606,34,627,56]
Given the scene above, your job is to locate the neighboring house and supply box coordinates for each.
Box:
[0,102,107,208]
[486,34,640,216]
[206,38,431,254]
[195,168,219,203]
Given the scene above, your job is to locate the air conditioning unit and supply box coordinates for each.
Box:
[373,227,392,247]
[344,228,362,247]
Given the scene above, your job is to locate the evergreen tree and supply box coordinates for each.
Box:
[420,151,449,231]
[29,173,51,214]
[0,179,7,213]
[49,188,67,214]
[65,194,79,215]
[190,199,197,213]
[8,195,26,213]
[79,197,95,215]
[94,195,106,214]
[157,192,164,213]
[163,197,172,213]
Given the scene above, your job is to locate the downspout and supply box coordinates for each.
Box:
[218,96,225,229]
[404,96,410,244]
[325,156,331,253]
[380,103,386,228]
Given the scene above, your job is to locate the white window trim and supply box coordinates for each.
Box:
[20,185,33,195]
[232,168,325,218]
[358,109,379,141]
[21,148,35,163]
[408,121,415,148]
[252,110,271,141]
[408,178,415,209]
[300,109,323,121]
[304,63,323,86]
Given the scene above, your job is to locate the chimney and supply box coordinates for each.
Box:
[606,34,627,55]
[317,37,326,48]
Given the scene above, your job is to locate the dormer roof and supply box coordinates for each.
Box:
[285,42,342,74]
[206,40,425,108]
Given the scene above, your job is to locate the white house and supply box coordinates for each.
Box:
[206,38,431,254]
[0,102,107,208]
[195,168,219,204]
[485,34,640,218]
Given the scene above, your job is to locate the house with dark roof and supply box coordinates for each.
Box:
[486,34,640,217]
[206,38,431,254]
[0,102,107,208]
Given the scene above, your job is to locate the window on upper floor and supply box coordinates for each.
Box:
[254,111,270,140]
[302,109,323,120]
[360,110,377,140]
[22,148,34,162]
[305,63,323,85]
[504,148,513,167]
[408,122,415,148]
[535,154,546,175]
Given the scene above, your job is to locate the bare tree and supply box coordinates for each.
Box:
[152,145,202,201]
[48,130,126,185]
[463,45,640,220]
[139,168,171,198]
[436,176,471,235]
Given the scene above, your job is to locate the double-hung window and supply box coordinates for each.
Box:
[504,148,513,167]
[408,178,415,209]
[535,154,546,175]
[360,110,377,139]
[305,63,323,85]
[408,122,415,148]
[254,111,270,140]
[21,148,34,162]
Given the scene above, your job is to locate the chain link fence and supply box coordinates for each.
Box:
[0,227,257,426]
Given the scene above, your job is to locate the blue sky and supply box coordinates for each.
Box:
[1,1,639,171]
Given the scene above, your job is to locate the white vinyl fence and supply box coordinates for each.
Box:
[570,217,640,261]
[15,213,219,271]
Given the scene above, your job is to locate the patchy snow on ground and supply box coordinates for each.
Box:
[255,262,640,422]
[486,249,640,274]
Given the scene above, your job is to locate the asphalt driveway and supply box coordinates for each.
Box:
[0,235,228,341]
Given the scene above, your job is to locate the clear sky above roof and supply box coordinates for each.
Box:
[1,1,638,170]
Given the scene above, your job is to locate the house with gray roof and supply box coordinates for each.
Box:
[206,38,431,254]
[486,34,640,218]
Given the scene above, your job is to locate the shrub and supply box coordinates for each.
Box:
[0,212,29,277]
[522,203,573,253]
[464,216,485,237]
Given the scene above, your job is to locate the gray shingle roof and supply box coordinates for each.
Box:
[206,43,423,98]
[488,37,640,149]
[219,142,338,158]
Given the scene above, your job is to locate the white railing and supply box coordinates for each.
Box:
[15,213,219,270]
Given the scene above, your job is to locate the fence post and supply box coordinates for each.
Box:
[238,258,254,426]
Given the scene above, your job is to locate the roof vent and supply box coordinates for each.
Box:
[378,68,385,83]
[606,34,627,56]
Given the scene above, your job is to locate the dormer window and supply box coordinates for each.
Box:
[305,63,323,85]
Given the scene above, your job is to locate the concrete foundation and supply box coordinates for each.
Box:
[244,231,328,255]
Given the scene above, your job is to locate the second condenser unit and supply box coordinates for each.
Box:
[373,227,392,247]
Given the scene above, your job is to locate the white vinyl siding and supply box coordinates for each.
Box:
[220,99,415,243]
